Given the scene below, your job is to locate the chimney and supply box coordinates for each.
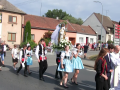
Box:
[56,17,59,20]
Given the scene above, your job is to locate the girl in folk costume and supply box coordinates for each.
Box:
[94,48,109,90]
[71,43,84,85]
[26,46,33,75]
[11,45,19,70]
[58,45,73,88]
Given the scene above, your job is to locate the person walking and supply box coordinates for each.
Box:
[104,44,114,89]
[94,48,109,90]
[71,43,84,85]
[0,41,5,67]
[84,44,88,59]
[11,45,19,70]
[17,45,28,77]
[35,39,48,81]
[26,46,33,75]
[58,45,73,88]
[55,51,62,79]
[3,41,6,57]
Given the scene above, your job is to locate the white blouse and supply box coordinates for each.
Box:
[26,50,32,56]
[11,48,19,59]
[61,50,71,59]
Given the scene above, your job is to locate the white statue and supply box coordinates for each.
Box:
[58,25,66,43]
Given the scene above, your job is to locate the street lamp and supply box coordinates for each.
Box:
[94,1,103,50]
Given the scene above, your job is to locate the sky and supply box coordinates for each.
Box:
[7,0,120,22]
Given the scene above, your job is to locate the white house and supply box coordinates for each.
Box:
[83,13,114,43]
[71,24,97,46]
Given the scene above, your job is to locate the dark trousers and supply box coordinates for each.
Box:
[55,60,62,79]
[17,61,27,75]
[107,75,111,89]
[95,75,109,90]
[39,60,48,78]
[4,52,6,57]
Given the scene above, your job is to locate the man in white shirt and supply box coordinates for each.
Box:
[110,45,120,90]
[3,41,6,57]
[35,39,48,81]
[17,45,28,77]
[11,45,19,70]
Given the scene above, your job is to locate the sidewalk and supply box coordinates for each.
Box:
[81,58,94,68]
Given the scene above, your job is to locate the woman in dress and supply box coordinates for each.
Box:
[94,48,109,90]
[26,46,33,75]
[58,45,73,88]
[71,43,84,85]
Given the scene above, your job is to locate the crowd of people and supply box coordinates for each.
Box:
[94,44,120,90]
[92,42,109,51]
[1,38,120,90]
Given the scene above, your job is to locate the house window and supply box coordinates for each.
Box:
[8,33,16,41]
[98,35,101,40]
[79,37,83,43]
[90,38,93,44]
[31,34,35,41]
[8,16,17,23]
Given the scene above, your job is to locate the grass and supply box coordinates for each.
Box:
[89,55,98,61]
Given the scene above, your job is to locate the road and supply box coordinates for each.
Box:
[0,51,96,90]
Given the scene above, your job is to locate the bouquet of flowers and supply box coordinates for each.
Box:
[52,39,72,51]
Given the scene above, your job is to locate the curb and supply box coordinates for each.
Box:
[83,64,94,68]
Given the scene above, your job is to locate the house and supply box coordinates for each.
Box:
[83,13,114,43]
[0,0,26,47]
[23,15,77,45]
[71,24,96,45]
[23,15,96,46]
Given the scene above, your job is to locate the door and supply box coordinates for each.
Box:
[69,38,75,45]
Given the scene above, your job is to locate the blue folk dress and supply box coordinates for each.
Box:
[26,50,33,65]
[58,51,73,73]
[72,50,84,69]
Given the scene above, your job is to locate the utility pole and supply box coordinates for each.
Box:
[40,2,42,16]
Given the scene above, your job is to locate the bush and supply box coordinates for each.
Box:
[20,40,37,50]
[107,40,113,44]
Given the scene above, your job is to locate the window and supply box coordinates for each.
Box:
[90,38,93,44]
[98,35,101,40]
[31,34,35,41]
[8,33,16,41]
[8,16,17,23]
[79,37,83,43]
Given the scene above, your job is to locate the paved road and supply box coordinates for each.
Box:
[0,52,96,90]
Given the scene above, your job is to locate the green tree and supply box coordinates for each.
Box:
[45,9,83,25]
[63,16,83,25]
[45,9,70,19]
[24,21,31,42]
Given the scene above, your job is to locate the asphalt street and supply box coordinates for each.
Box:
[0,51,96,90]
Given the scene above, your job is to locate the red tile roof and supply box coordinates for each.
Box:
[24,14,96,35]
[71,23,96,35]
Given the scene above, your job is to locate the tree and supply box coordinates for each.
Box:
[45,9,83,25]
[63,16,83,25]
[45,9,70,19]
[24,21,31,42]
